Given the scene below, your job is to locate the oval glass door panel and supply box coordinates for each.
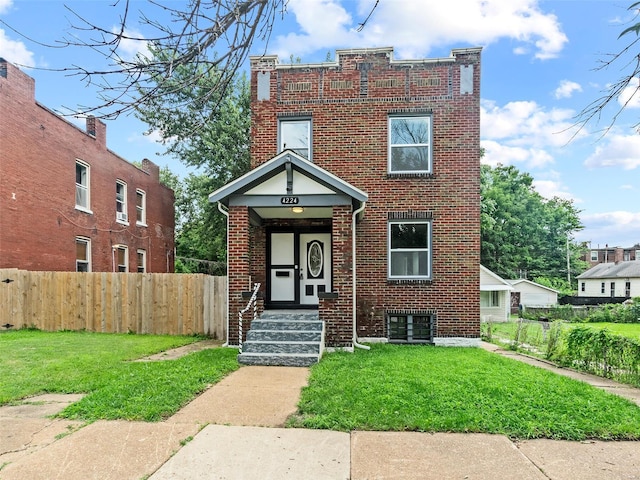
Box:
[308,241,323,278]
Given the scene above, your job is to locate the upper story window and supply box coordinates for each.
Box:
[590,251,598,261]
[75,160,91,212]
[114,245,128,272]
[636,250,640,261]
[116,180,128,223]
[136,189,147,225]
[279,118,311,160]
[75,237,91,272]
[388,115,432,174]
[388,220,432,279]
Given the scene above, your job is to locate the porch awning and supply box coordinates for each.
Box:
[209,151,368,220]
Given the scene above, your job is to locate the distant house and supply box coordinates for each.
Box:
[507,279,558,311]
[480,266,513,322]
[576,261,640,299]
[582,244,640,267]
[0,59,175,273]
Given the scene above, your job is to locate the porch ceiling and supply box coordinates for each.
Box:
[252,206,333,219]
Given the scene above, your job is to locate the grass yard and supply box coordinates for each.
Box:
[289,344,640,440]
[0,330,239,421]
[583,322,640,339]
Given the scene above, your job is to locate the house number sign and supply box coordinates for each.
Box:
[280,196,299,204]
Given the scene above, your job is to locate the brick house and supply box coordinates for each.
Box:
[210,47,482,363]
[0,59,175,273]
[583,244,640,267]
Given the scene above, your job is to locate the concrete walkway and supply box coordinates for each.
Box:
[1,346,639,479]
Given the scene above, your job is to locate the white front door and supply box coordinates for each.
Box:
[268,231,331,306]
[299,233,331,305]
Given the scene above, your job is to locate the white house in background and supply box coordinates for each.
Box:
[576,261,640,298]
[507,279,559,310]
[480,265,513,322]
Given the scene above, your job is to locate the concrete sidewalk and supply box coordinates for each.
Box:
[1,349,640,479]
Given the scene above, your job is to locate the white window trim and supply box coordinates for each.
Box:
[590,251,598,261]
[113,245,128,272]
[136,189,147,226]
[388,115,432,174]
[388,220,432,280]
[75,160,92,213]
[75,237,91,272]
[278,118,312,160]
[116,180,129,224]
[388,313,432,343]
[136,249,146,273]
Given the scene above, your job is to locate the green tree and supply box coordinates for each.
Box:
[135,45,251,274]
[481,164,586,288]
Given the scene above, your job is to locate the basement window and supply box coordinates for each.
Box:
[388,314,432,343]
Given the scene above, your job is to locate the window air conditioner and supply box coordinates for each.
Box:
[116,212,128,222]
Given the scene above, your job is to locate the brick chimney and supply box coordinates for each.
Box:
[86,116,107,148]
[141,158,160,181]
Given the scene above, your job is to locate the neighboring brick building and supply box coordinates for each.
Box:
[210,47,482,351]
[582,244,640,267]
[0,59,175,273]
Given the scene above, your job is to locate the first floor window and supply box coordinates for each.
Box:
[388,220,431,279]
[388,314,432,343]
[480,291,500,307]
[279,118,311,160]
[601,282,605,294]
[76,237,91,272]
[114,245,128,272]
[389,115,431,173]
[581,282,585,292]
[137,249,146,273]
[610,282,615,297]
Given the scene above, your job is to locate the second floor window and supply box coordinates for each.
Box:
[136,189,146,225]
[279,118,311,160]
[389,115,431,174]
[116,181,128,223]
[75,160,90,211]
[590,251,598,261]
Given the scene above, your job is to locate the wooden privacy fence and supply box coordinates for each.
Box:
[0,269,227,338]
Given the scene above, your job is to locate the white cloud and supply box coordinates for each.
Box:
[0,28,35,67]
[584,134,640,170]
[532,179,576,201]
[111,27,149,62]
[577,211,640,247]
[0,0,12,14]
[554,80,582,99]
[481,140,554,169]
[618,77,640,109]
[274,0,568,61]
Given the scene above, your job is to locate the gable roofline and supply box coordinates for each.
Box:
[576,260,640,280]
[480,265,513,291]
[209,150,368,206]
[506,279,560,294]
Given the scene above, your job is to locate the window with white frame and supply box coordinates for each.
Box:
[480,291,500,307]
[114,245,128,272]
[75,237,91,272]
[136,189,146,225]
[590,251,598,261]
[601,282,605,294]
[388,115,431,173]
[388,220,431,279]
[279,118,311,160]
[116,180,128,223]
[388,314,432,343]
[136,249,146,273]
[75,160,90,211]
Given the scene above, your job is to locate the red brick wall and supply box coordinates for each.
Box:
[249,48,481,340]
[0,60,175,273]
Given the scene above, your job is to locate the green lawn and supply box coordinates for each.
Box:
[289,344,640,440]
[0,330,239,421]
[584,322,640,339]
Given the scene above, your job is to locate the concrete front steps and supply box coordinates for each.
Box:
[238,310,324,367]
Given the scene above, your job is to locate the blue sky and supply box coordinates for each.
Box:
[2,0,640,249]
